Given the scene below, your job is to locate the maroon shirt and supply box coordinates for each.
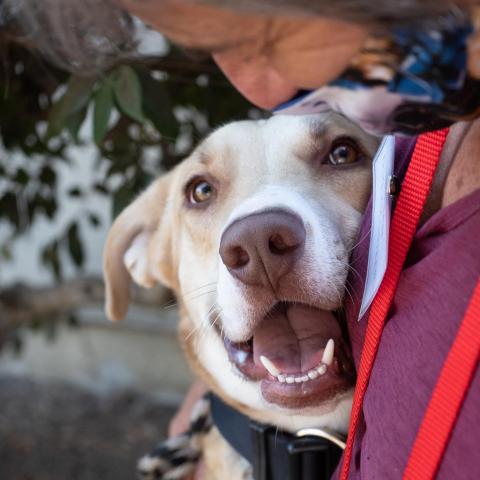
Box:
[334,137,480,479]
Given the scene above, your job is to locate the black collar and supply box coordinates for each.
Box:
[209,393,345,480]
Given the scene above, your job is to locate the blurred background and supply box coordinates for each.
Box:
[0,14,262,480]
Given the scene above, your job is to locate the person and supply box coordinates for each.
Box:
[6,1,479,478]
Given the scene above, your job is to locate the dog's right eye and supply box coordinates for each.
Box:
[187,178,215,205]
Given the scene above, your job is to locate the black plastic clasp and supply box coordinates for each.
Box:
[250,421,271,480]
[286,435,342,480]
[249,420,343,480]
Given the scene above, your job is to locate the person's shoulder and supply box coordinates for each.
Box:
[442,120,480,208]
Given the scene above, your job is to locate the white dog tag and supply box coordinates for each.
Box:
[358,136,395,320]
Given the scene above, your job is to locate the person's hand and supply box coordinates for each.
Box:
[169,379,208,436]
[169,380,208,480]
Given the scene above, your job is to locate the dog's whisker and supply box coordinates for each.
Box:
[209,312,224,335]
[348,225,372,258]
[184,289,217,301]
[160,297,178,309]
[206,303,222,325]
[342,281,355,306]
[335,258,363,284]
[347,265,363,283]
[163,284,218,310]
[174,289,217,306]
[344,278,360,303]
[328,280,344,307]
[210,310,222,327]
[206,302,218,320]
[187,304,224,346]
[185,321,206,342]
[182,282,218,297]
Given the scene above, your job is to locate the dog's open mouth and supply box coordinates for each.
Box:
[223,303,355,408]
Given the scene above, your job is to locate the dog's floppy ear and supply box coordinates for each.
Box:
[103,173,174,321]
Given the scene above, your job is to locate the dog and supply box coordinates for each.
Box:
[103,112,380,479]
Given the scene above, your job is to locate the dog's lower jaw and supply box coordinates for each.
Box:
[254,389,353,435]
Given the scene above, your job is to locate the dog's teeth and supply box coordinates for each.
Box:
[286,376,295,384]
[277,374,286,383]
[317,364,327,375]
[294,376,303,383]
[300,375,309,382]
[260,355,281,377]
[307,370,319,380]
[322,339,335,366]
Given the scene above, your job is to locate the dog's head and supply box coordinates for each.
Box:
[104,113,379,433]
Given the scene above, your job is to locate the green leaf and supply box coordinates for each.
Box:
[93,82,114,145]
[66,105,88,143]
[112,182,136,219]
[87,212,101,227]
[93,183,109,195]
[112,66,144,123]
[0,192,19,228]
[28,193,57,222]
[138,68,179,139]
[39,165,57,187]
[13,168,29,186]
[0,243,12,261]
[67,186,83,197]
[41,240,62,280]
[46,75,96,139]
[66,222,84,268]
[43,196,57,219]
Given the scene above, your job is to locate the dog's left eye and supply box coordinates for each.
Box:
[327,141,362,166]
[188,179,215,204]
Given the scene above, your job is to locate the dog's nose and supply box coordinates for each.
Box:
[219,210,306,287]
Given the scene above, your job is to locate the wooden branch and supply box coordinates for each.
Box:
[0,276,172,342]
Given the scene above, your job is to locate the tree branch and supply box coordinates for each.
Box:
[0,276,172,342]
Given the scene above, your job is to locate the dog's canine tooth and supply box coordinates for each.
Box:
[317,364,327,375]
[277,374,286,383]
[286,376,295,384]
[322,338,335,366]
[260,355,281,377]
[307,370,319,380]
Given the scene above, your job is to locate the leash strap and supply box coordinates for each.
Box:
[340,129,449,480]
[403,279,480,479]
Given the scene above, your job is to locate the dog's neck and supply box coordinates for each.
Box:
[422,118,480,223]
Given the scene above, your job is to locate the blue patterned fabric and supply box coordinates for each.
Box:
[274,12,480,135]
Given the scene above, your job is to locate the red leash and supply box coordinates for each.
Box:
[403,279,480,479]
[340,130,450,479]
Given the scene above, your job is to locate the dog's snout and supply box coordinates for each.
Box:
[219,210,306,287]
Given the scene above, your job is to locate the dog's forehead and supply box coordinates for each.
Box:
[195,113,371,173]
[203,115,316,158]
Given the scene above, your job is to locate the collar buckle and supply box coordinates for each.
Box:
[250,421,344,480]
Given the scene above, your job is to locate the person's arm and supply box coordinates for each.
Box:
[169,379,208,436]
[168,380,208,480]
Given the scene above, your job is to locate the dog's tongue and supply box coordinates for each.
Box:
[253,304,341,374]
